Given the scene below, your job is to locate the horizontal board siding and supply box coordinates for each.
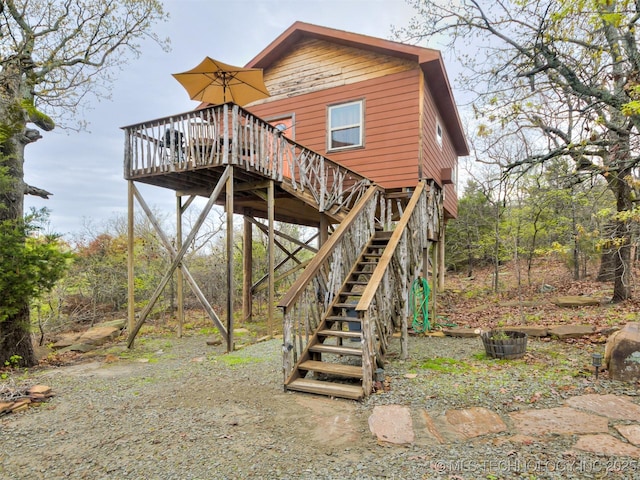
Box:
[421,75,459,218]
[262,38,415,100]
[249,68,422,189]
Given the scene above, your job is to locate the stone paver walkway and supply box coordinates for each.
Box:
[369,394,640,459]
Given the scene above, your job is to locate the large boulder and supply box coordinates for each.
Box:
[605,322,640,382]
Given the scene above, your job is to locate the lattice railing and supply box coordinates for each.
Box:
[122,103,372,215]
[356,180,443,393]
[278,187,380,381]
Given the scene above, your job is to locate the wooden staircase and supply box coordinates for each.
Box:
[285,230,392,400]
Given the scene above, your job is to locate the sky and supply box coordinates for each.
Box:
[24,0,451,238]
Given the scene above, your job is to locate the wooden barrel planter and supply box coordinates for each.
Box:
[481,330,528,359]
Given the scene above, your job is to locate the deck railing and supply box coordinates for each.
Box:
[356,180,442,393]
[122,103,372,215]
[278,186,380,382]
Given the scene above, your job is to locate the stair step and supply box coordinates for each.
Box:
[310,344,362,356]
[286,378,364,400]
[340,292,363,297]
[363,253,382,258]
[346,280,370,285]
[350,271,372,277]
[333,302,359,309]
[298,360,363,379]
[326,315,361,323]
[318,329,361,339]
[357,261,379,266]
[375,231,393,239]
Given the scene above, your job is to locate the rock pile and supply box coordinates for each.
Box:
[0,384,54,415]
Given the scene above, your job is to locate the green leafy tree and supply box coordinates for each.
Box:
[405,0,640,301]
[0,209,71,365]
[0,0,169,366]
[446,179,496,275]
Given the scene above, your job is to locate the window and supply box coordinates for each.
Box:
[436,120,443,147]
[452,162,458,192]
[328,100,363,151]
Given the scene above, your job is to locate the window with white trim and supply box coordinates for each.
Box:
[328,100,363,151]
[436,119,443,147]
[452,162,458,192]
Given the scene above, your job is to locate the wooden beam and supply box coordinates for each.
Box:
[226,166,235,352]
[438,226,446,291]
[247,216,318,253]
[252,259,311,293]
[176,195,184,338]
[268,179,275,336]
[243,217,252,322]
[131,184,227,340]
[127,166,231,348]
[235,180,271,192]
[431,239,438,320]
[251,233,317,291]
[127,181,135,336]
[319,214,329,247]
[278,185,379,310]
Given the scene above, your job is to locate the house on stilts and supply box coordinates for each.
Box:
[122,22,468,400]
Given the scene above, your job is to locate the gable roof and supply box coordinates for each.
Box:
[247,21,469,156]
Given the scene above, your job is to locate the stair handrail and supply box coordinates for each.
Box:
[356,181,426,312]
[279,185,379,382]
[356,181,430,394]
[278,185,379,311]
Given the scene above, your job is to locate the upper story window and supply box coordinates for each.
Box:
[328,100,363,151]
[436,119,443,148]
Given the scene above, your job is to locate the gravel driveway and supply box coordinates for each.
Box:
[1,332,639,479]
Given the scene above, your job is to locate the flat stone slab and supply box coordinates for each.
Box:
[368,405,414,445]
[77,325,121,346]
[99,319,126,329]
[510,407,608,436]
[548,325,594,339]
[574,433,640,458]
[295,396,359,447]
[51,332,82,350]
[616,424,640,446]
[497,326,548,337]
[444,407,507,439]
[63,343,96,353]
[552,296,604,307]
[442,328,481,338]
[566,394,640,421]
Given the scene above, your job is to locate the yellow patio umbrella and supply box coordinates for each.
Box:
[172,56,270,106]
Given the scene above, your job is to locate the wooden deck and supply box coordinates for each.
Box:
[121,103,373,225]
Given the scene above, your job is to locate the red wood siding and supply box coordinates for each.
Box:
[421,75,459,218]
[249,68,422,189]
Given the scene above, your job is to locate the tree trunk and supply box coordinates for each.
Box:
[0,305,37,367]
[610,170,633,302]
[597,248,616,282]
[0,66,37,367]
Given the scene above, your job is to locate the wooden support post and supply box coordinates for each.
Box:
[431,241,438,320]
[268,180,275,336]
[127,167,231,348]
[176,195,184,338]
[438,227,446,291]
[423,244,431,318]
[400,232,409,360]
[226,167,234,352]
[243,217,252,323]
[319,213,329,247]
[127,181,135,336]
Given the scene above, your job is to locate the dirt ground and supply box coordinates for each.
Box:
[2,260,640,479]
